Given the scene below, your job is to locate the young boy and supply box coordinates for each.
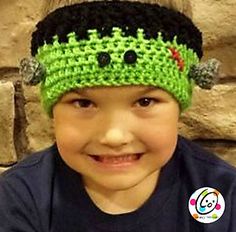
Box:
[0,1,235,231]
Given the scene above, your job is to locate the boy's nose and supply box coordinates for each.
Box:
[99,127,134,148]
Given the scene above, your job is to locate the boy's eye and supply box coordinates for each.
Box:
[73,99,94,108]
[136,98,156,107]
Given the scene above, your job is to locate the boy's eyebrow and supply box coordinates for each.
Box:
[137,87,160,95]
[72,89,88,96]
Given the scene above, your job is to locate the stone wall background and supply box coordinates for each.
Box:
[0,0,236,173]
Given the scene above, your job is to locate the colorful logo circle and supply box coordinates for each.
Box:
[188,187,225,223]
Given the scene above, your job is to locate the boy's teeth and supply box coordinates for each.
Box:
[96,154,139,163]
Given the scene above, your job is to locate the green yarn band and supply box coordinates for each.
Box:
[36,28,199,116]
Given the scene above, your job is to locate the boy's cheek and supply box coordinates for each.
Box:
[139,120,178,149]
[144,130,178,150]
[55,134,87,159]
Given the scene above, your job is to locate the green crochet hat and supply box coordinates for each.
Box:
[19,1,220,117]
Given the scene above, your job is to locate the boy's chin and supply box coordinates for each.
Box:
[85,177,140,192]
[84,170,159,193]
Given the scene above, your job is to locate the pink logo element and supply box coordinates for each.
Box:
[190,199,196,205]
[215,204,221,210]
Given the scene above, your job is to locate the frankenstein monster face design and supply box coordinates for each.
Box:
[19,2,220,116]
[35,28,198,115]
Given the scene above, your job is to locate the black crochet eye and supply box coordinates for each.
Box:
[97,52,111,67]
[124,50,137,64]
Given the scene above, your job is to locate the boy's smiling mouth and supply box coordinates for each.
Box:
[89,153,143,165]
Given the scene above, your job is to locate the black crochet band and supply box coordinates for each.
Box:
[31,1,203,58]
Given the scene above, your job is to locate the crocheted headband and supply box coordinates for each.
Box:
[19,1,220,116]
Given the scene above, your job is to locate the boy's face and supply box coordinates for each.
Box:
[53,86,180,191]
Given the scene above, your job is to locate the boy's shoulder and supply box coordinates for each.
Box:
[179,136,235,170]
[0,144,59,232]
[1,144,57,181]
[178,136,236,182]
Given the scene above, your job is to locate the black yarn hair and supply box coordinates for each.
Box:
[31,1,203,58]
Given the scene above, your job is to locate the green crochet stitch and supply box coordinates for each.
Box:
[35,28,199,116]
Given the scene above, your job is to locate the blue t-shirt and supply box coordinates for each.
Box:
[0,136,235,232]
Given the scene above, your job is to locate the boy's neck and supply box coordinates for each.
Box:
[84,170,160,215]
